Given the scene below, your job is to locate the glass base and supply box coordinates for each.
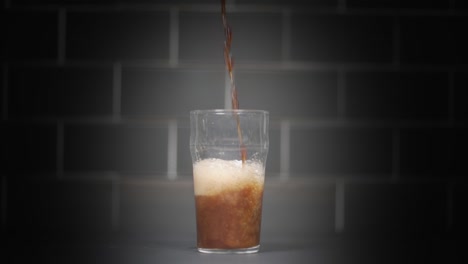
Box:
[197,245,260,254]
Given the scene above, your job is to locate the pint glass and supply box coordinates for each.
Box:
[190,110,269,254]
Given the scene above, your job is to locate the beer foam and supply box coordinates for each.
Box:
[193,159,264,196]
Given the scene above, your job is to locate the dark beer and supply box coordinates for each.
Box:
[193,159,265,250]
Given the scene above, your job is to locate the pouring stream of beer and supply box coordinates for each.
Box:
[221,0,247,164]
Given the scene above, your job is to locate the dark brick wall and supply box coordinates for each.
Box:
[1,0,467,244]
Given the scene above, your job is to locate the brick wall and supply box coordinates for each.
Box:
[1,0,467,243]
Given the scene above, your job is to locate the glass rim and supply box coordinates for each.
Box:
[190,109,269,115]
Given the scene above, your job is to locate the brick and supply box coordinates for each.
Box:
[120,181,196,240]
[266,126,281,174]
[347,0,450,9]
[452,17,468,64]
[455,1,468,9]
[229,13,282,62]
[0,65,3,118]
[289,127,393,175]
[262,181,336,239]
[291,14,393,63]
[346,71,449,120]
[2,10,57,61]
[64,124,167,173]
[8,66,113,118]
[13,0,216,5]
[177,125,192,177]
[180,11,282,63]
[0,175,4,233]
[179,12,225,63]
[236,70,338,119]
[1,123,56,173]
[6,178,112,241]
[452,183,468,236]
[121,68,225,117]
[345,183,447,237]
[400,16,468,64]
[236,0,337,7]
[67,11,169,61]
[400,127,468,178]
[454,72,468,121]
[400,16,450,64]
[11,0,334,5]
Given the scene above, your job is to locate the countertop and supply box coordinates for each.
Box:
[3,237,461,264]
[2,178,463,263]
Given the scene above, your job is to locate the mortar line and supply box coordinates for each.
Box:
[8,117,464,128]
[111,174,120,230]
[280,120,290,180]
[167,119,178,180]
[281,9,291,62]
[112,62,122,122]
[2,65,8,121]
[7,60,468,72]
[56,121,64,179]
[337,67,346,120]
[335,180,345,233]
[393,16,400,67]
[1,176,6,230]
[392,128,400,182]
[58,8,67,66]
[169,7,179,68]
[449,0,456,9]
[9,4,468,15]
[448,71,454,126]
[446,182,453,231]
[337,0,347,13]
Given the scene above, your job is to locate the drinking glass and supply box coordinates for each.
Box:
[190,109,269,254]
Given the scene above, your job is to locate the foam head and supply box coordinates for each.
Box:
[193,159,265,196]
